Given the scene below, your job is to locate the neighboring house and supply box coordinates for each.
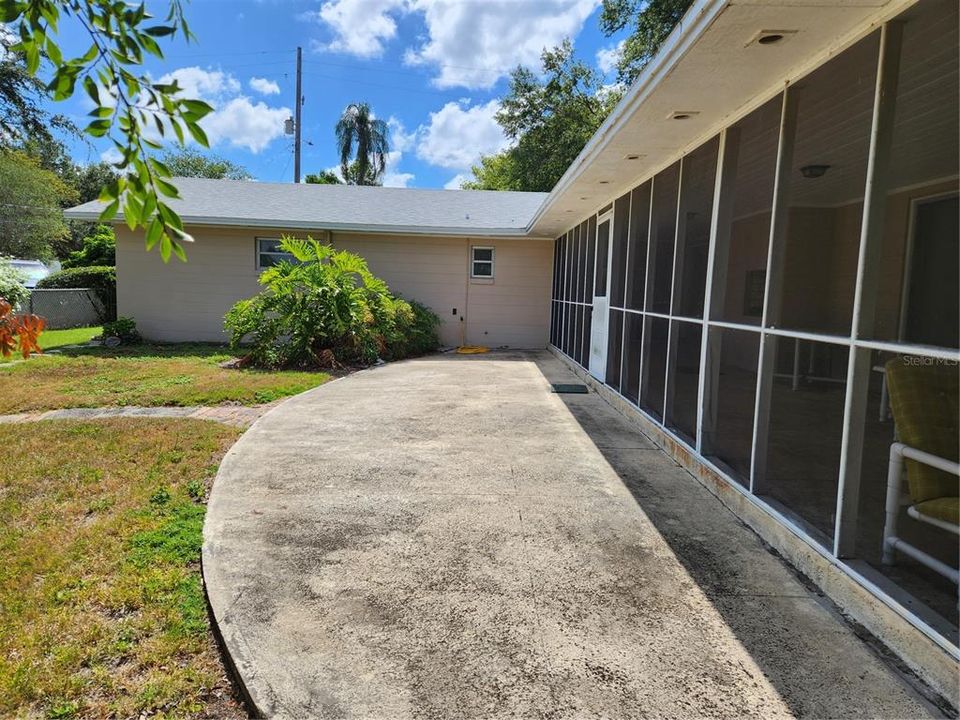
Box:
[66,0,959,703]
[9,259,59,288]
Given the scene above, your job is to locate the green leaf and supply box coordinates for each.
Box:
[145,218,163,250]
[80,43,99,63]
[24,42,39,74]
[154,177,180,199]
[149,158,172,177]
[0,2,24,22]
[45,37,62,66]
[85,118,111,137]
[170,118,184,144]
[100,199,120,221]
[159,234,172,262]
[171,240,188,262]
[181,99,213,119]
[185,121,208,147]
[123,196,143,230]
[83,76,100,105]
[139,33,162,57]
[144,25,176,37]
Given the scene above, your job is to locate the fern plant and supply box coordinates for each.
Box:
[225,236,440,368]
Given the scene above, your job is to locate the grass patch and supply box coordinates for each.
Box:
[0,341,330,413]
[0,418,245,719]
[0,326,103,364]
[40,326,103,350]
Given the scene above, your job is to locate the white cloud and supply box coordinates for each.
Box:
[100,147,123,164]
[405,0,598,88]
[249,77,281,95]
[596,39,624,75]
[382,120,416,186]
[415,100,507,170]
[203,97,290,153]
[444,173,469,190]
[306,0,599,89]
[387,116,416,153]
[151,67,290,154]
[307,0,406,58]
[383,170,415,187]
[156,66,241,98]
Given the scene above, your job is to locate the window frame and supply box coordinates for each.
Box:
[255,237,298,270]
[470,245,495,279]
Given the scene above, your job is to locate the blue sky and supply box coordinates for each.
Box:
[49,0,625,189]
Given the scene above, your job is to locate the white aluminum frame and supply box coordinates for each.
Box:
[546,8,960,656]
[470,245,495,279]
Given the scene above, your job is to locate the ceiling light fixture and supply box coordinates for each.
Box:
[669,111,699,121]
[750,29,796,47]
[800,164,831,179]
[625,154,641,160]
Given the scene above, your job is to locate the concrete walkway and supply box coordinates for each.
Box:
[203,351,939,719]
[0,404,271,428]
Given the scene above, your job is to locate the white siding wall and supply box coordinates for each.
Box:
[115,226,553,348]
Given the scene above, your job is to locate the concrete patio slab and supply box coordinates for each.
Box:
[202,351,942,719]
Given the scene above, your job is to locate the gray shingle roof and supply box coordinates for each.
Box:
[64,177,548,236]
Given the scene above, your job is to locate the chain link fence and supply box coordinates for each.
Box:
[28,288,104,329]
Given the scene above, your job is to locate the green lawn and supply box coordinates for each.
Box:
[0,340,330,413]
[40,326,103,350]
[0,419,246,719]
[0,326,102,364]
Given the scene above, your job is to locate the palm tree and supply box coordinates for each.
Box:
[335,103,389,186]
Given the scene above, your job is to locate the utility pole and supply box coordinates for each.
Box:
[294,46,303,183]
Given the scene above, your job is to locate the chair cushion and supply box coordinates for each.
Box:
[885,357,959,504]
[913,497,959,526]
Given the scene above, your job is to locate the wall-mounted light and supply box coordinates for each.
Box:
[800,164,831,179]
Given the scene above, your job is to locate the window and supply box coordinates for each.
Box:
[472,246,494,278]
[256,238,297,268]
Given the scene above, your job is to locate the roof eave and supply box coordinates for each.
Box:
[64,209,550,239]
[524,0,726,235]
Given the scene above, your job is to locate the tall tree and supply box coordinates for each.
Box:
[464,41,620,192]
[304,169,342,185]
[1,0,214,262]
[335,103,389,186]
[0,150,72,260]
[0,53,70,145]
[162,148,252,180]
[599,0,693,85]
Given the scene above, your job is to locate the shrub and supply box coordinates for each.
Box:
[62,224,116,269]
[0,257,30,310]
[102,316,141,344]
[224,236,440,368]
[35,265,116,322]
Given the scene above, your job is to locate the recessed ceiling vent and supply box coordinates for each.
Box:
[749,29,797,47]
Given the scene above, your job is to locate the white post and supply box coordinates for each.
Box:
[750,87,797,493]
[834,22,903,558]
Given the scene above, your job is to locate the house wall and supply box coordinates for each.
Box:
[115,226,552,348]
